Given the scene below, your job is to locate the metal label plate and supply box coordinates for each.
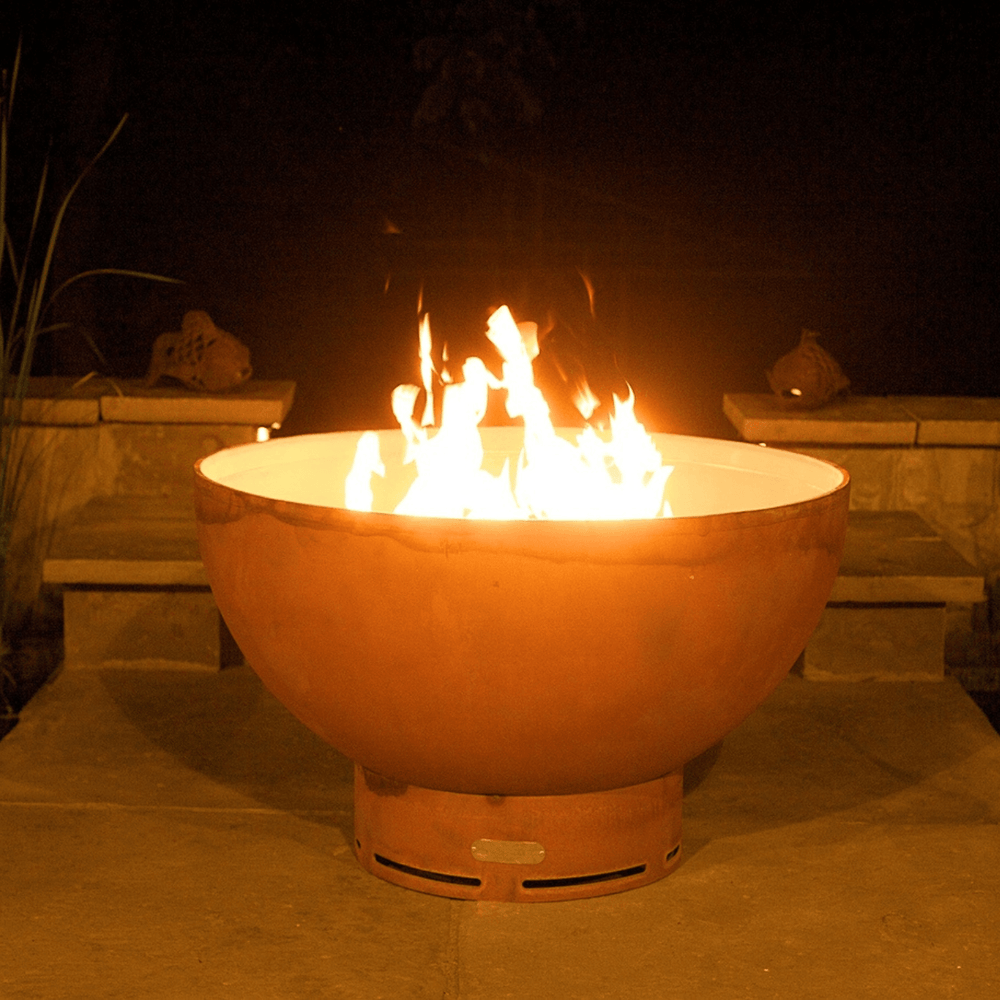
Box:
[471,839,546,865]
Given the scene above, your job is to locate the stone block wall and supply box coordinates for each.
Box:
[724,393,1000,688]
[723,394,1000,580]
[4,377,295,620]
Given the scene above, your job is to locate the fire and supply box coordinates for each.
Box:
[345,305,673,520]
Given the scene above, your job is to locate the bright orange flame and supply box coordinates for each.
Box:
[418,312,435,426]
[571,378,600,421]
[345,306,673,520]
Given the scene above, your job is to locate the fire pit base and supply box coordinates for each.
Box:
[353,766,683,902]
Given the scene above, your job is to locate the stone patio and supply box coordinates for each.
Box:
[1,665,997,999]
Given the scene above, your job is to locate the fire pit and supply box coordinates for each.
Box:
[196,430,848,901]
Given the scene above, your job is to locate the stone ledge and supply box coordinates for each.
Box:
[724,393,1000,447]
[4,377,103,425]
[723,393,917,444]
[7,377,295,427]
[45,559,207,587]
[895,396,1000,446]
[42,496,229,670]
[99,380,295,425]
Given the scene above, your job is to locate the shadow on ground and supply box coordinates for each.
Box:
[86,666,1000,858]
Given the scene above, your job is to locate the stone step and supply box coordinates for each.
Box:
[806,510,986,683]
[43,496,206,587]
[832,510,985,604]
[43,496,227,671]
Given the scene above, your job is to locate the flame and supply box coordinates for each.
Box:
[418,312,435,426]
[346,305,673,520]
[578,270,596,316]
[345,431,385,511]
[571,378,600,421]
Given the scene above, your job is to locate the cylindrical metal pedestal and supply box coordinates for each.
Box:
[353,765,683,902]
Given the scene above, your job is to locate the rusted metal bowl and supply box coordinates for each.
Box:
[195,429,848,798]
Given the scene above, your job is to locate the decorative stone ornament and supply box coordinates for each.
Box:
[145,311,252,393]
[766,329,850,410]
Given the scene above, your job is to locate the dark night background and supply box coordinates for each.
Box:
[4,1,997,439]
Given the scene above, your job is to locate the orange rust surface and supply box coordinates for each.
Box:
[195,433,849,797]
[353,765,684,902]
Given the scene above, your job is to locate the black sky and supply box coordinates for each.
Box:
[4,1,997,434]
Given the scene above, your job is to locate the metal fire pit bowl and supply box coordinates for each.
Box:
[195,428,848,901]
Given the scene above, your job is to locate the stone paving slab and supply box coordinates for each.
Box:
[1,668,997,999]
[3,807,453,1000]
[457,823,997,1000]
[0,668,354,814]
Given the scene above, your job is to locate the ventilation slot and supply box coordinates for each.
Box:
[522,864,646,890]
[374,853,482,887]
